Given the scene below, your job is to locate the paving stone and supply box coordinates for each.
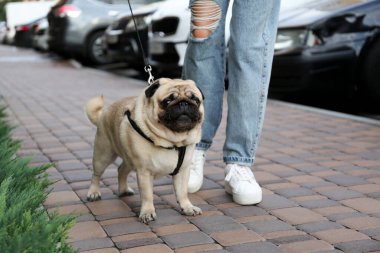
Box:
[48,203,90,216]
[245,219,294,234]
[320,188,364,201]
[44,191,81,207]
[71,237,114,252]
[120,244,174,253]
[56,160,88,171]
[226,242,285,253]
[111,231,155,243]
[299,199,339,209]
[175,244,223,253]
[257,194,298,210]
[63,170,93,182]
[262,230,307,240]
[279,240,334,253]
[68,221,107,242]
[211,229,264,246]
[221,205,267,218]
[190,215,245,234]
[360,227,380,237]
[297,221,344,233]
[312,228,369,244]
[325,174,368,187]
[313,206,356,216]
[115,237,163,250]
[86,199,131,215]
[81,248,119,253]
[341,198,380,214]
[274,187,316,198]
[269,234,315,245]
[96,210,136,221]
[338,216,380,230]
[161,231,213,249]
[206,194,234,205]
[327,211,367,222]
[103,221,150,237]
[334,240,380,253]
[152,224,198,237]
[148,209,189,228]
[271,207,326,225]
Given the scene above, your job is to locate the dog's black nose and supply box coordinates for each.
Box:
[179,101,189,108]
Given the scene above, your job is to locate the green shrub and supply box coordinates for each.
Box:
[0,107,76,253]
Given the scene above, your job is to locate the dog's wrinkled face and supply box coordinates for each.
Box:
[145,78,204,133]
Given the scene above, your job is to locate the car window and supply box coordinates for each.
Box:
[315,0,372,11]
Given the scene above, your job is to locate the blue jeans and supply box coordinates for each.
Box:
[182,0,280,166]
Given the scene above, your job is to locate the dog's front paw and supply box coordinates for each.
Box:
[87,187,101,201]
[181,205,202,216]
[139,209,157,224]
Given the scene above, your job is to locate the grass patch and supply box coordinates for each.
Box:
[0,107,76,252]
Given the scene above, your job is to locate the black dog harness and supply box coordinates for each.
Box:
[125,110,186,176]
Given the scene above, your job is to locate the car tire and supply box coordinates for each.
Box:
[362,38,380,103]
[86,31,112,65]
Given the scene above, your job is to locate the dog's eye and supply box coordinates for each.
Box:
[190,94,200,105]
[161,99,172,108]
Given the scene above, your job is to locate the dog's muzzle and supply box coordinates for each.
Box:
[159,100,201,132]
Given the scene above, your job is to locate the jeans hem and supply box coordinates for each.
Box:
[223,157,253,167]
[196,142,211,150]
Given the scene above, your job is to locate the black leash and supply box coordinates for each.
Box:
[125,110,187,176]
[127,0,155,85]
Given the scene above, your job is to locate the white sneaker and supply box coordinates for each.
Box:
[225,164,262,205]
[187,149,206,193]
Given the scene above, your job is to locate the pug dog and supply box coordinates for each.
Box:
[85,78,204,223]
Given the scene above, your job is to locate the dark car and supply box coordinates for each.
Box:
[14,18,44,48]
[103,1,163,67]
[47,0,142,65]
[270,0,380,102]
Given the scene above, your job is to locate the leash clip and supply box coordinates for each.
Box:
[144,65,155,85]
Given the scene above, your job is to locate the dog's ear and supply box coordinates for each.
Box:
[145,80,160,98]
[197,86,205,100]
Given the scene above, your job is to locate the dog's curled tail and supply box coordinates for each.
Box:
[85,96,104,126]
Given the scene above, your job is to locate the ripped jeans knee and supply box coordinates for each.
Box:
[190,0,221,39]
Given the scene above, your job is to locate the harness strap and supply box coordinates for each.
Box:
[125,110,186,176]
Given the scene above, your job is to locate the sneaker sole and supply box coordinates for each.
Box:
[225,182,262,205]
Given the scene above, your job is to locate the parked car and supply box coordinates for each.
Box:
[146,0,380,102]
[32,18,49,51]
[0,22,6,43]
[270,0,380,101]
[47,0,148,65]
[4,1,55,45]
[147,0,232,73]
[14,18,44,48]
[103,0,164,67]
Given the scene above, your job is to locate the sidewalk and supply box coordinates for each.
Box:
[1,45,380,253]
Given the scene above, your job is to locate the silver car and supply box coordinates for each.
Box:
[47,0,147,65]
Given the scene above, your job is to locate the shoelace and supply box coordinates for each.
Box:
[225,165,255,183]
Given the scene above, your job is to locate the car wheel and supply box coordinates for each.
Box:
[87,31,112,65]
[362,38,380,103]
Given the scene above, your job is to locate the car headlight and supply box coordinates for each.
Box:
[125,15,151,32]
[275,29,322,51]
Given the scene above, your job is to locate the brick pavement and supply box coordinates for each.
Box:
[1,45,380,253]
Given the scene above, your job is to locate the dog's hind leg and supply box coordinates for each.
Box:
[118,161,135,197]
[87,133,117,201]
